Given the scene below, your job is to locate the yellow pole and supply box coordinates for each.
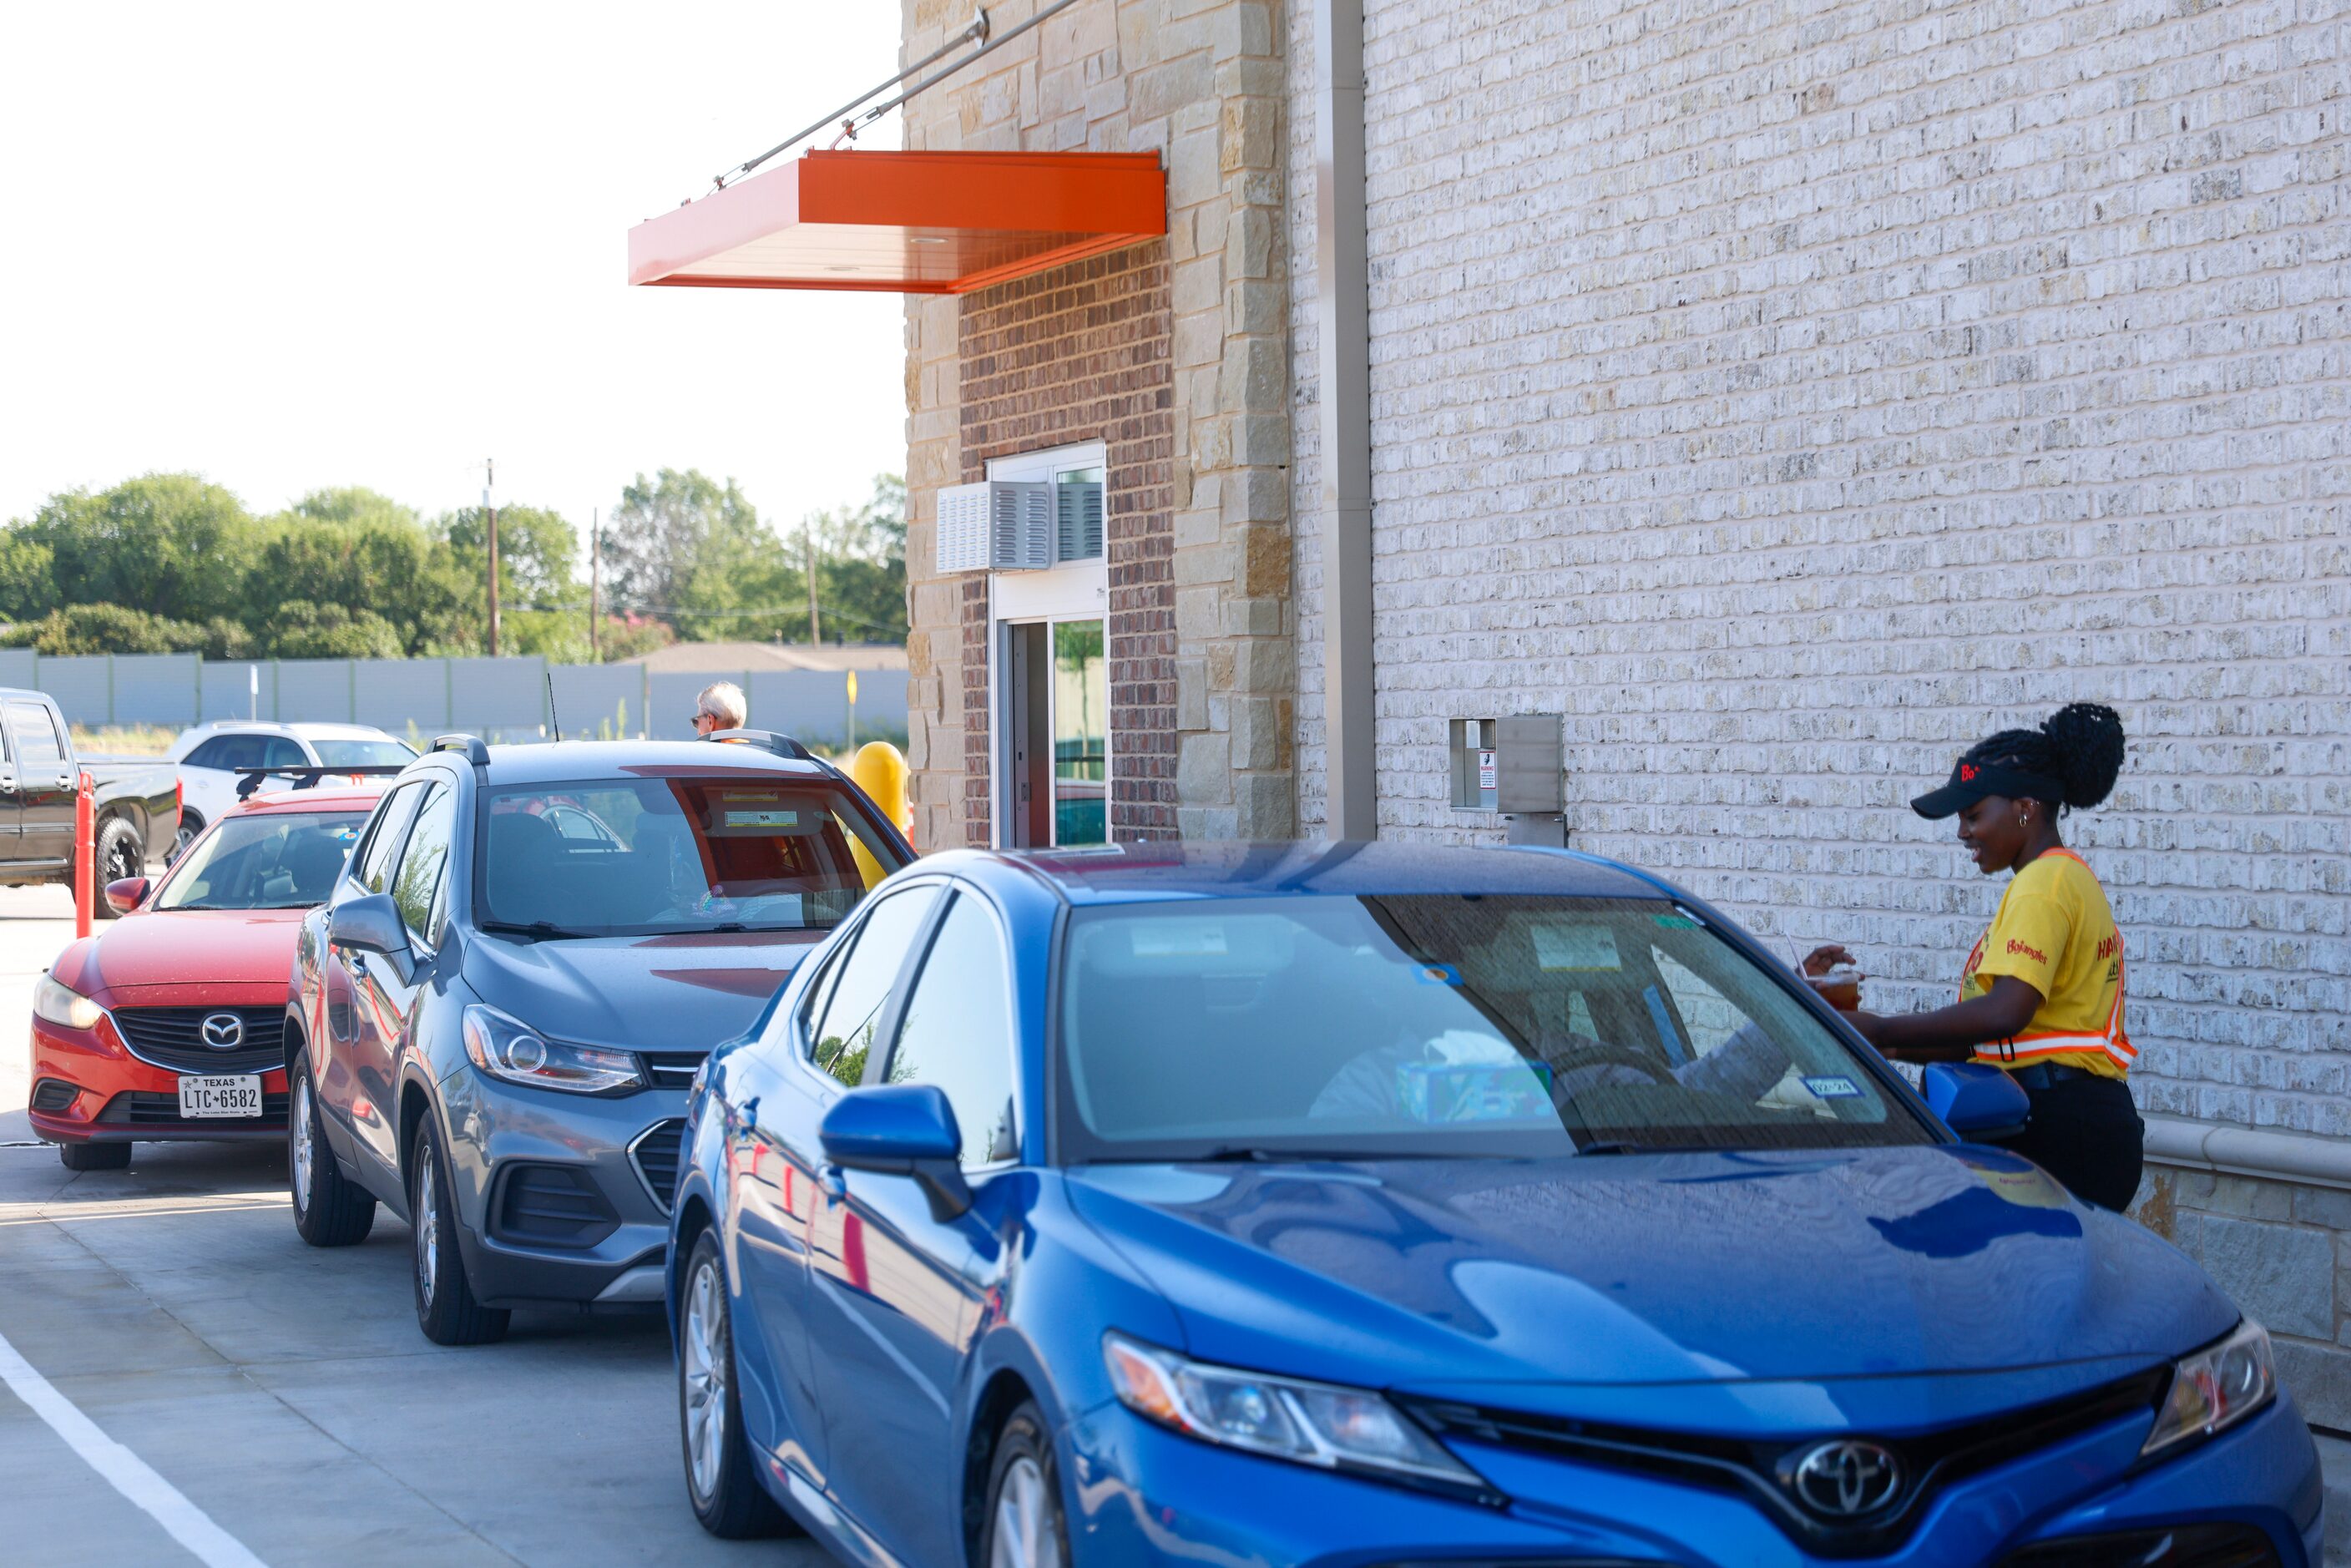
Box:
[847,741,913,887]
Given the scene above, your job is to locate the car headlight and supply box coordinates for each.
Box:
[461,1004,643,1095]
[1103,1333,1491,1499]
[33,974,106,1031]
[2142,1318,2275,1458]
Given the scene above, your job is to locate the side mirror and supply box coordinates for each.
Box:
[103,877,149,914]
[328,892,410,960]
[1922,1062,2031,1142]
[820,1085,972,1222]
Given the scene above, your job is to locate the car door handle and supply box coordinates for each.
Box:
[735,1095,760,1130]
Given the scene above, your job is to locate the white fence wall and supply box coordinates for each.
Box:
[3,652,908,750]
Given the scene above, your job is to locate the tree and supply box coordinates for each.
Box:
[794,473,908,642]
[442,503,579,609]
[604,469,795,639]
[252,503,473,656]
[0,532,57,621]
[267,602,407,660]
[0,603,210,655]
[18,474,258,625]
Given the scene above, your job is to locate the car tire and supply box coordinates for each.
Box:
[289,1056,373,1247]
[58,1141,131,1172]
[679,1229,790,1539]
[91,818,144,920]
[408,1116,508,1346]
[171,816,202,862]
[981,1402,1070,1568]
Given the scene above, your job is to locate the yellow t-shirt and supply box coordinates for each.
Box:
[1959,848,2133,1079]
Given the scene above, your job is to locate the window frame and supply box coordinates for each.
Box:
[7,700,66,766]
[352,780,430,897]
[872,883,1025,1171]
[792,878,950,1090]
[388,782,457,953]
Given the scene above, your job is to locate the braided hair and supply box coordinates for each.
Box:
[1961,703,2126,814]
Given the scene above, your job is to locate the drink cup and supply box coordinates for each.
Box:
[1807,969,1862,1011]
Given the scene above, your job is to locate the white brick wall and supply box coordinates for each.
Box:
[1291,0,2351,1131]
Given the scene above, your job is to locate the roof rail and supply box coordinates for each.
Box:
[430,734,492,766]
[233,764,408,801]
[703,728,817,761]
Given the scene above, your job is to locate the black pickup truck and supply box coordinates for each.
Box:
[0,689,178,918]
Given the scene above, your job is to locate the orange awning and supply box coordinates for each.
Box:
[627,149,1166,296]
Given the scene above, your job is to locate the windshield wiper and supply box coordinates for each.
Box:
[1184,1146,1440,1164]
[478,920,593,942]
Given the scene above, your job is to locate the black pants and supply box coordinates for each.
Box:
[2005,1074,2145,1211]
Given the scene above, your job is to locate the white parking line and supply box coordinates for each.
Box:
[0,1325,268,1568]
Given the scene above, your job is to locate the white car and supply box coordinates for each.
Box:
[166,721,417,857]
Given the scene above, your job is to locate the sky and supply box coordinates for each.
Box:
[0,3,908,546]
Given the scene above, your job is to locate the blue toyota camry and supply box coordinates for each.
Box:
[665,842,2322,1566]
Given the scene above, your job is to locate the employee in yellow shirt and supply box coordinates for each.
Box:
[1842,703,2141,1211]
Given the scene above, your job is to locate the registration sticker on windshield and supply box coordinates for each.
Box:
[1533,925,1620,971]
[1802,1075,1863,1100]
[1129,921,1229,959]
[1415,962,1463,985]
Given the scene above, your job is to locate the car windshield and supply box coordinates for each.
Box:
[310,738,416,767]
[155,812,369,911]
[475,776,904,938]
[1056,894,1934,1161]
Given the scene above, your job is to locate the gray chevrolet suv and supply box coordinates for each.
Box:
[286,732,913,1344]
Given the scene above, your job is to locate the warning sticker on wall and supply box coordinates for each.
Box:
[1478,750,1497,792]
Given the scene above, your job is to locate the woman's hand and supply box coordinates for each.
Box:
[1801,944,1856,978]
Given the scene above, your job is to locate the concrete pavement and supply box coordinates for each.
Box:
[0,887,828,1565]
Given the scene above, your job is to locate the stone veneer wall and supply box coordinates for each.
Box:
[900,0,1297,847]
[954,245,1181,843]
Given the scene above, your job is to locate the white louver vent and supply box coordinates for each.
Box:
[937,482,1054,573]
[1055,480,1105,562]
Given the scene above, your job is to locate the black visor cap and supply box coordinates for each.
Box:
[1912,761,2068,819]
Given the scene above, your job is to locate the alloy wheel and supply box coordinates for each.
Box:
[291,1080,314,1207]
[172,823,197,861]
[683,1257,726,1500]
[990,1455,1060,1568]
[414,1156,437,1309]
[106,836,139,884]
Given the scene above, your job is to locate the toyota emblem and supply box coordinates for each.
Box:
[199,1013,245,1050]
[1788,1439,1903,1517]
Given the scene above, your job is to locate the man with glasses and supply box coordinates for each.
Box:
[691,681,747,739]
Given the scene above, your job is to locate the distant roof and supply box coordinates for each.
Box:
[622,641,907,675]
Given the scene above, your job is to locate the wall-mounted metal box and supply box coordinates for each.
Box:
[1449,713,1565,843]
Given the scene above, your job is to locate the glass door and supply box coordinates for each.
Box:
[1050,620,1106,847]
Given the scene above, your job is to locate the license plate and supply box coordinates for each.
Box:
[177,1075,263,1119]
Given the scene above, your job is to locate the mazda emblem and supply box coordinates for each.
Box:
[199,1013,245,1050]
[1788,1439,1903,1517]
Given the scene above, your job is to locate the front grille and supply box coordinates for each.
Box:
[95,1091,289,1127]
[630,1120,686,1212]
[1998,1523,2278,1567]
[113,1007,286,1074]
[30,1079,79,1113]
[1405,1368,2170,1558]
[492,1164,619,1249]
[640,1050,705,1091]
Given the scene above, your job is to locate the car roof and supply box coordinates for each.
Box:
[458,739,839,787]
[233,787,391,814]
[936,841,1674,904]
[180,721,398,738]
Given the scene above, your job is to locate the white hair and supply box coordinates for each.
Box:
[696,681,747,729]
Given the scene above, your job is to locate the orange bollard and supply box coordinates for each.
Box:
[73,770,94,938]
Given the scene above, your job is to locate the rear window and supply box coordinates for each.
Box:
[311,739,416,768]
[1054,893,1931,1161]
[155,813,369,911]
[476,775,908,938]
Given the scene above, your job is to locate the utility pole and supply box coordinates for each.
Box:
[484,458,502,658]
[588,508,601,662]
[804,527,822,645]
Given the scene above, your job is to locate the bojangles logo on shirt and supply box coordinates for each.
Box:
[2005,938,2048,965]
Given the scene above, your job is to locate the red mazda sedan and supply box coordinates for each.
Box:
[28,786,382,1171]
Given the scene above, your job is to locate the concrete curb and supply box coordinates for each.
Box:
[2142,1114,2351,1194]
